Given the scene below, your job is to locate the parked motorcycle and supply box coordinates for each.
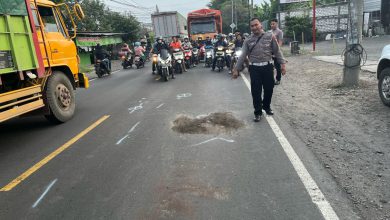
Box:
[158,49,174,81]
[95,57,111,78]
[172,48,184,73]
[134,55,145,69]
[204,45,214,68]
[183,46,193,69]
[215,46,225,72]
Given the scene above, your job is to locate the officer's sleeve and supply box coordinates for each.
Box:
[271,36,286,64]
[235,39,249,72]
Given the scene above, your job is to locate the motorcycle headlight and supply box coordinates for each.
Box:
[206,51,212,56]
[236,51,242,56]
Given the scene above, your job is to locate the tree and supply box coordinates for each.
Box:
[284,16,313,41]
[208,0,250,33]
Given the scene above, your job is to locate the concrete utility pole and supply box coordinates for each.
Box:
[343,0,363,86]
[312,0,316,51]
[231,0,234,33]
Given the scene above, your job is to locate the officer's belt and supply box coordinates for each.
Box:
[250,61,273,66]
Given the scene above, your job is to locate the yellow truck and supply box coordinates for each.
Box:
[0,0,88,123]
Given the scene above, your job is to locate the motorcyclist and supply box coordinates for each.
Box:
[234,33,244,48]
[182,37,195,67]
[212,34,228,71]
[120,43,133,66]
[169,35,187,72]
[228,33,235,44]
[150,36,168,74]
[95,43,111,72]
[134,41,145,63]
[204,36,213,47]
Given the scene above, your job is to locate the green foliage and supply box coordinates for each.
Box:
[254,0,278,24]
[208,0,250,33]
[284,16,313,41]
[51,0,141,41]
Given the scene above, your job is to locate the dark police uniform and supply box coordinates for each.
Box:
[235,32,286,116]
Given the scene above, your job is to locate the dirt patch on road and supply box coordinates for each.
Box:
[172,112,244,134]
[270,55,389,220]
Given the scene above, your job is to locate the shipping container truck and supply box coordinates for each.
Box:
[151,11,187,40]
[0,0,88,123]
[187,9,222,42]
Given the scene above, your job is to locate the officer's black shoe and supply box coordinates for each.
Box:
[263,108,274,115]
[253,115,262,122]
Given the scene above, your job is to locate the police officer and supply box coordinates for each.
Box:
[233,18,286,122]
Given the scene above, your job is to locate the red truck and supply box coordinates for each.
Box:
[187,9,222,42]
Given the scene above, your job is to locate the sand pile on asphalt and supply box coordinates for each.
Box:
[172,112,244,134]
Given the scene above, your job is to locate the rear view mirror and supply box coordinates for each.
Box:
[73,4,84,20]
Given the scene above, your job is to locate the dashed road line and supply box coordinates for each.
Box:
[32,179,58,208]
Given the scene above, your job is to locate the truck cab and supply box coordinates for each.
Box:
[0,0,88,123]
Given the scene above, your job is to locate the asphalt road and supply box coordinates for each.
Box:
[0,63,359,219]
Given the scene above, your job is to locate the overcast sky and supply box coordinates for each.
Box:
[103,0,269,23]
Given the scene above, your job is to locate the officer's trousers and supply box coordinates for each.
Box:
[249,64,275,116]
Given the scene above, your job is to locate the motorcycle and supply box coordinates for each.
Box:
[183,46,193,69]
[134,55,145,69]
[225,44,234,72]
[204,45,214,68]
[95,57,111,78]
[152,54,158,74]
[121,53,133,69]
[199,45,206,62]
[215,46,225,72]
[231,47,242,73]
[172,48,184,73]
[192,48,199,65]
[158,49,174,81]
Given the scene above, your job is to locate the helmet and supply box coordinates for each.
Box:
[135,42,141,46]
[228,33,233,37]
[217,34,222,39]
[184,37,189,41]
[156,36,163,41]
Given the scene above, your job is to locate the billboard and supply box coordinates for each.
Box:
[280,0,309,3]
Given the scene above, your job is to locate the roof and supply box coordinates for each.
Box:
[187,9,221,18]
[152,11,178,16]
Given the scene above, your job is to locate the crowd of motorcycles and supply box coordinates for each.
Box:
[94,41,243,82]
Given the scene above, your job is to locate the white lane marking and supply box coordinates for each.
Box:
[116,134,129,145]
[32,179,58,208]
[156,103,165,109]
[128,121,141,133]
[241,74,339,220]
[116,121,141,145]
[176,93,192,100]
[89,78,97,82]
[191,137,235,147]
[128,103,143,114]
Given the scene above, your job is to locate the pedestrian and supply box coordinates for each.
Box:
[232,18,286,122]
[270,18,284,85]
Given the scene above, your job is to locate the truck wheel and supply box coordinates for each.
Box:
[44,71,76,123]
[379,67,390,107]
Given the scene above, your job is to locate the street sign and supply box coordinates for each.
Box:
[230,23,236,29]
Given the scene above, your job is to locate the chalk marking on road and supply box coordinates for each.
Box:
[128,104,143,114]
[32,179,58,208]
[241,74,339,220]
[0,115,110,192]
[128,121,141,133]
[176,93,192,100]
[90,78,97,82]
[116,134,129,145]
[156,103,165,109]
[191,137,235,147]
[116,121,141,145]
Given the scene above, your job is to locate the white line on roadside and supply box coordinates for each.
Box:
[156,103,165,109]
[89,78,97,82]
[241,74,339,220]
[191,137,235,147]
[32,179,58,208]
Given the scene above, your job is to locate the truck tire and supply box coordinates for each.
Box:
[378,67,390,107]
[44,71,76,123]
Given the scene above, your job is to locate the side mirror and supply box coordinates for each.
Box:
[73,4,84,20]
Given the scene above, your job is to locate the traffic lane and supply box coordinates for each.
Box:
[3,65,324,219]
[0,65,152,188]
